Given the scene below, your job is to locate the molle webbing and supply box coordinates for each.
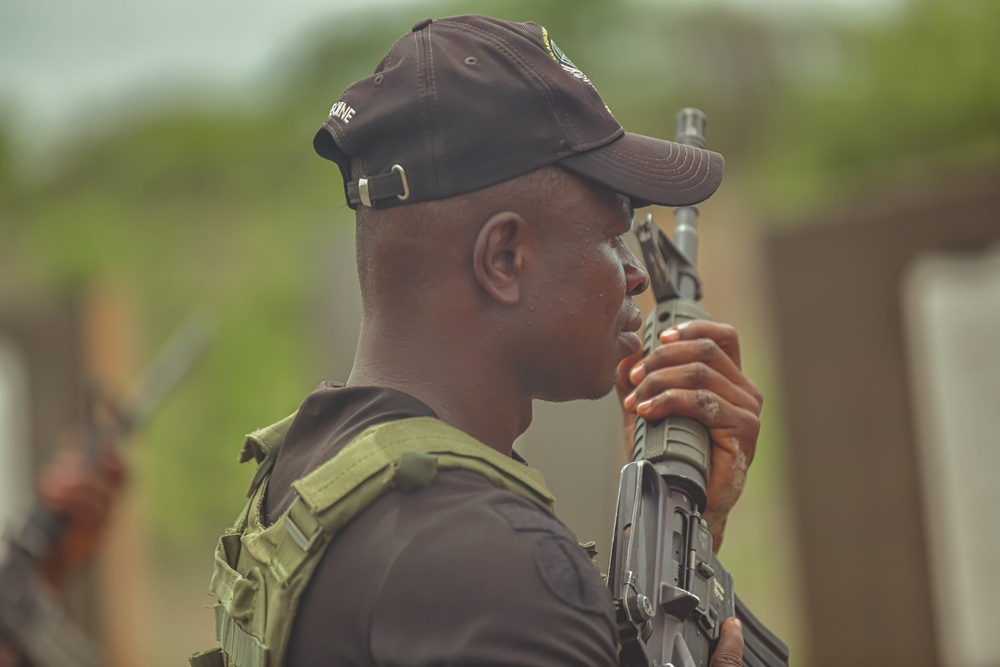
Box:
[198,416,555,667]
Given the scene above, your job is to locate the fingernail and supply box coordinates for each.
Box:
[660,328,681,343]
[732,618,743,630]
[623,392,637,410]
[676,321,692,330]
[636,399,653,415]
[629,363,646,384]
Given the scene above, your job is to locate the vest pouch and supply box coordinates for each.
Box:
[209,533,269,667]
[228,568,262,623]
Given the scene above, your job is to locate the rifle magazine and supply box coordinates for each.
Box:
[735,594,790,667]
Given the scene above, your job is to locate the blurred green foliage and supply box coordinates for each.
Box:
[758,0,1000,215]
[1,0,998,556]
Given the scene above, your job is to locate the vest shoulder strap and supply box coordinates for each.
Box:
[293,416,556,520]
[264,416,557,585]
[239,412,297,464]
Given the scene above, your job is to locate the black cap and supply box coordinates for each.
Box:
[314,15,723,209]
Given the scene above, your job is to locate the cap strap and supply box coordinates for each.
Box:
[347,164,410,207]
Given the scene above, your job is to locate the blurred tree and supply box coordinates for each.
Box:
[757,0,1000,215]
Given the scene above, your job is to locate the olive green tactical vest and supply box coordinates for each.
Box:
[189,416,557,667]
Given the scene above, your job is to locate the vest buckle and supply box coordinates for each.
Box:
[284,497,322,551]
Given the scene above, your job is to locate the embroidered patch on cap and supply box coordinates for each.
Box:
[541,26,593,87]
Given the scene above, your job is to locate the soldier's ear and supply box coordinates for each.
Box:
[472,211,531,306]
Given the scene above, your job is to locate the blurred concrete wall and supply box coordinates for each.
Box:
[904,242,1000,667]
[766,165,1000,667]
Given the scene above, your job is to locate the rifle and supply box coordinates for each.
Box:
[0,314,213,667]
[607,110,790,667]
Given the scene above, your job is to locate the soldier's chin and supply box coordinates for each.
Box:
[539,378,616,404]
[587,371,619,401]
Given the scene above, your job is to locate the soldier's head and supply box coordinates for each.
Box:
[313,15,724,398]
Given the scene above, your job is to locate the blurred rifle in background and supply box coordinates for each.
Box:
[0,315,212,667]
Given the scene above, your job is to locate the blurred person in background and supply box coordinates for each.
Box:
[0,445,124,667]
[193,15,761,667]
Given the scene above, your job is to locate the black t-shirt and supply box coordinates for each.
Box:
[263,382,618,666]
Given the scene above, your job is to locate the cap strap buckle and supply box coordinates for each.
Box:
[392,164,410,202]
[348,164,410,207]
[357,177,373,207]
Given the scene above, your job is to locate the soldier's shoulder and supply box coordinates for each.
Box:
[366,471,618,664]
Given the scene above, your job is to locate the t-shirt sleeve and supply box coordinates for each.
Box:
[369,498,619,666]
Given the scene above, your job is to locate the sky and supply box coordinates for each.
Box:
[0,0,401,165]
[0,0,899,169]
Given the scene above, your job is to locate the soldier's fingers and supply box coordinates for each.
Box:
[64,481,109,522]
[99,449,126,489]
[664,320,743,368]
[634,390,759,449]
[617,350,645,395]
[40,468,114,524]
[626,363,761,415]
[45,449,85,478]
[38,466,75,509]
[632,338,763,409]
[711,618,744,667]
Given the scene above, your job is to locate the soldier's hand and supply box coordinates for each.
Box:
[0,636,25,667]
[711,618,745,666]
[38,444,125,586]
[616,320,763,551]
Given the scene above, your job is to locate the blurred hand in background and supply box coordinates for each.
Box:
[37,441,126,588]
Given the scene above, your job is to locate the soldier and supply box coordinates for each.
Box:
[194,15,760,667]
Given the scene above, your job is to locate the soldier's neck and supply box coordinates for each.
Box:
[347,321,531,457]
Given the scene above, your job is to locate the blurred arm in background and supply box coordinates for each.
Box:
[0,439,125,667]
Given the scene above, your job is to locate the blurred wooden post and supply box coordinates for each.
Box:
[80,287,155,667]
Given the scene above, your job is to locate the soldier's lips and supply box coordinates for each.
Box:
[619,330,642,355]
[619,308,643,355]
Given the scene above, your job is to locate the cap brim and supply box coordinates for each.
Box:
[557,132,724,208]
